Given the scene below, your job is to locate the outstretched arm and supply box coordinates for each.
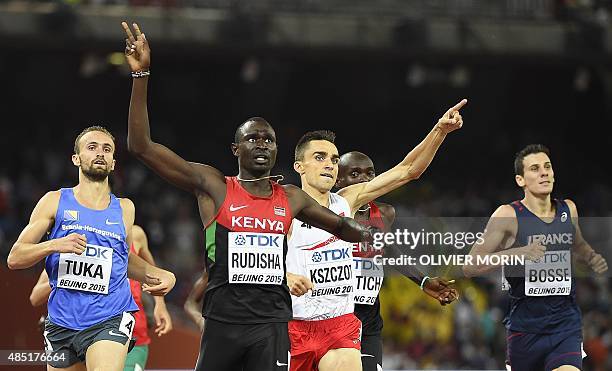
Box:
[339,99,467,214]
[184,271,209,331]
[566,200,608,273]
[122,22,226,200]
[286,185,372,243]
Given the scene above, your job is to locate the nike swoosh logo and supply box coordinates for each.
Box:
[108,330,127,337]
[276,360,288,366]
[229,204,248,212]
[105,219,119,225]
[361,354,375,358]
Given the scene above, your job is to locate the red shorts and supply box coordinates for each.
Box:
[289,313,362,371]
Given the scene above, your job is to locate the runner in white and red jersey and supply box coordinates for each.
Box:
[287,100,467,371]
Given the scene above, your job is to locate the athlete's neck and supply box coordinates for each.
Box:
[300,180,330,208]
[237,170,273,197]
[522,193,554,218]
[74,176,111,210]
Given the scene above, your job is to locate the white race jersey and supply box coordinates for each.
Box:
[287,193,355,320]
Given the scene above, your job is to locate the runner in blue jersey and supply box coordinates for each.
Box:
[464,144,608,371]
[7,126,176,371]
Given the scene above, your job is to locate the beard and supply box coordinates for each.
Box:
[81,162,111,182]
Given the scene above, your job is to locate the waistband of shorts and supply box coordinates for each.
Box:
[289,313,357,332]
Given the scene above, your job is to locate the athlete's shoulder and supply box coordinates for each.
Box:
[374,201,396,225]
[118,198,135,214]
[563,199,579,218]
[281,184,303,198]
[39,190,62,210]
[43,190,62,203]
[493,204,517,218]
[373,201,395,215]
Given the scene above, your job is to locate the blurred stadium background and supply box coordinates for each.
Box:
[1,0,611,369]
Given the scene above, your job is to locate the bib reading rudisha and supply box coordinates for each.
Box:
[202,177,293,324]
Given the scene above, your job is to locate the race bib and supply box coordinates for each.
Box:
[57,244,113,294]
[353,257,384,305]
[228,232,284,285]
[524,250,571,296]
[307,239,354,297]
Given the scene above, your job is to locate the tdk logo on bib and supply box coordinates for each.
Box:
[354,258,383,271]
[311,248,350,262]
[233,233,281,248]
[85,245,112,260]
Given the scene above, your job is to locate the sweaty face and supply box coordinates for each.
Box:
[336,154,375,189]
[74,131,116,181]
[296,140,340,193]
[234,121,278,172]
[517,152,554,196]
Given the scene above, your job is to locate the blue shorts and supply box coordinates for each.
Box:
[506,328,584,371]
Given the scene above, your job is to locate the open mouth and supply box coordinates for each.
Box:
[320,173,334,179]
[254,154,269,164]
[93,159,106,166]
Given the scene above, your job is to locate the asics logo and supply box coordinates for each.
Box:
[276,360,288,366]
[105,219,119,225]
[361,354,375,358]
[229,204,248,212]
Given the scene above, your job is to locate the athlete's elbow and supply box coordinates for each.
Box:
[126,139,146,156]
[29,293,43,307]
[6,251,21,270]
[401,165,423,181]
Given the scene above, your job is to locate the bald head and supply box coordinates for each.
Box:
[336,151,376,189]
[234,117,273,144]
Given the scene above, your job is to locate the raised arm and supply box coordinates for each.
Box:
[122,22,226,199]
[7,191,86,270]
[286,185,372,243]
[566,199,608,273]
[30,270,51,307]
[184,271,209,331]
[339,99,467,214]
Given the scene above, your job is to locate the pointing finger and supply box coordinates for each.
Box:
[449,99,468,112]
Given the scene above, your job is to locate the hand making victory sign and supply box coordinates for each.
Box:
[122,22,150,73]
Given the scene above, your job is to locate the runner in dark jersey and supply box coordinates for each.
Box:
[464,144,608,371]
[121,22,375,371]
[337,151,458,371]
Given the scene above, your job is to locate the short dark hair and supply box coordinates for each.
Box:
[234,117,271,143]
[514,144,550,176]
[74,126,115,154]
[294,130,336,161]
